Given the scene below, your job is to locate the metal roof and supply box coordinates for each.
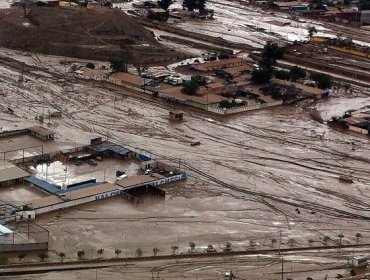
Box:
[0,161,30,183]
[26,176,60,194]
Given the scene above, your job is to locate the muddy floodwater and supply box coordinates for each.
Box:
[0,50,369,279]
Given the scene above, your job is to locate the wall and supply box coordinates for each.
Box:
[0,242,48,253]
[0,129,29,139]
[349,125,369,135]
[207,100,283,115]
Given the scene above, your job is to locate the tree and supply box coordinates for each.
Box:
[182,80,199,95]
[310,72,332,89]
[58,252,65,261]
[355,233,362,244]
[338,233,344,245]
[287,238,296,247]
[251,68,271,84]
[225,242,232,251]
[115,249,122,258]
[38,253,48,262]
[289,66,306,81]
[306,277,313,280]
[189,242,196,251]
[191,75,207,86]
[274,69,290,80]
[307,26,317,39]
[85,62,95,69]
[136,248,143,257]
[249,240,257,248]
[308,239,314,247]
[157,0,173,10]
[219,100,232,109]
[183,0,197,11]
[110,45,133,73]
[196,0,206,12]
[77,250,85,260]
[153,247,159,256]
[18,252,26,262]
[97,248,104,258]
[171,245,178,255]
[260,41,285,73]
[0,255,8,265]
[271,239,277,247]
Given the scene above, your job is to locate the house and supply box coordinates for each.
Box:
[361,10,370,25]
[274,1,310,12]
[220,65,253,79]
[197,82,226,96]
[29,126,55,141]
[335,9,361,24]
[0,161,30,188]
[79,67,107,81]
[169,110,184,121]
[108,72,151,92]
[148,8,168,21]
[193,58,248,72]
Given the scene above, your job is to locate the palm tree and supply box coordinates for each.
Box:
[136,248,143,257]
[338,233,344,245]
[97,248,104,258]
[307,26,317,39]
[355,233,362,244]
[58,252,65,261]
[115,249,122,258]
[77,250,85,260]
[153,247,159,256]
[38,253,48,262]
[189,242,195,251]
[171,246,178,255]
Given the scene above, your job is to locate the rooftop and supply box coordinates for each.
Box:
[115,175,155,189]
[0,161,30,183]
[30,126,55,137]
[271,79,324,95]
[109,72,148,87]
[194,58,247,71]
[161,86,226,105]
[223,65,253,76]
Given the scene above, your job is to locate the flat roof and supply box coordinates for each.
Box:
[28,195,64,209]
[30,126,55,137]
[66,182,119,200]
[115,175,155,189]
[0,161,30,183]
[194,58,247,71]
[109,72,146,87]
[161,86,226,104]
[271,78,324,95]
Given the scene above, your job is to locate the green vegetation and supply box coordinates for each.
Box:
[153,247,159,256]
[311,72,332,89]
[58,252,65,261]
[274,69,290,80]
[289,66,306,81]
[251,68,271,84]
[97,248,104,258]
[219,100,233,109]
[171,245,178,255]
[77,250,85,260]
[136,248,143,257]
[189,242,196,251]
[182,0,206,11]
[157,0,173,10]
[182,75,207,95]
[0,255,8,265]
[307,26,317,39]
[85,62,95,69]
[115,249,122,258]
[38,253,48,262]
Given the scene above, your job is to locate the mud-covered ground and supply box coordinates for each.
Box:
[0,49,369,279]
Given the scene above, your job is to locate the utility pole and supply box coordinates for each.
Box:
[281,257,284,280]
[278,230,282,255]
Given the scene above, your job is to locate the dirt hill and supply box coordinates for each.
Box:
[0,6,182,62]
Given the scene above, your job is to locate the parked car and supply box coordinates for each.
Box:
[144,169,153,175]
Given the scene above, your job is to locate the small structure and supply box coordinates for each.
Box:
[140,159,158,171]
[148,8,168,21]
[29,126,55,141]
[169,110,184,121]
[350,256,368,268]
[0,161,30,188]
[108,72,152,92]
[193,58,248,72]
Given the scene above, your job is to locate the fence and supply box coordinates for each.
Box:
[207,100,283,115]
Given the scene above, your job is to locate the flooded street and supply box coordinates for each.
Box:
[0,49,370,279]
